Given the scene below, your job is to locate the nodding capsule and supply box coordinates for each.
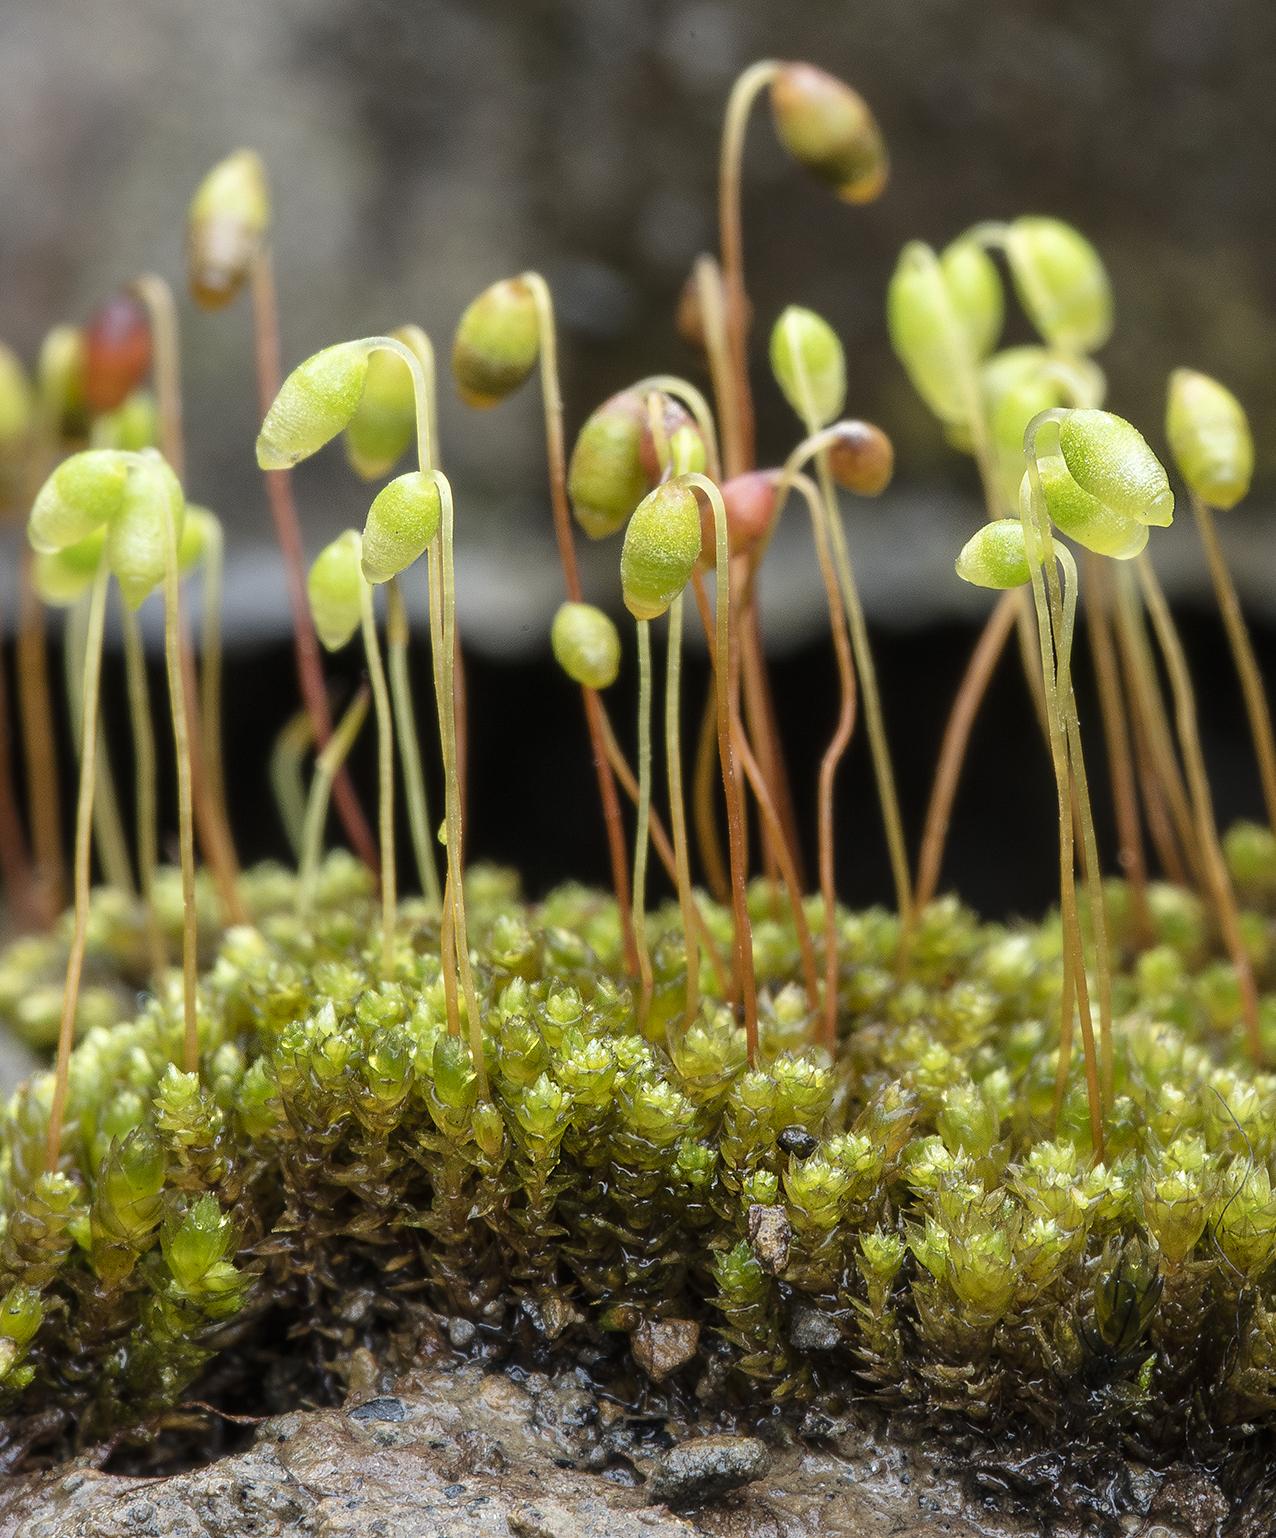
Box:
[187,149,270,311]
[361,471,443,585]
[769,63,888,205]
[307,530,365,653]
[452,276,540,408]
[256,341,373,471]
[82,293,152,416]
[1165,368,1253,512]
[827,421,894,497]
[1056,409,1174,529]
[551,601,622,691]
[568,390,704,541]
[955,519,1032,591]
[770,305,846,429]
[621,480,703,621]
[1004,217,1112,355]
[698,470,779,568]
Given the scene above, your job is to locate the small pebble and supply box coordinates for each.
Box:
[648,1434,770,1508]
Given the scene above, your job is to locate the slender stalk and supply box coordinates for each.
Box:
[690,254,800,898]
[1192,493,1276,835]
[1113,564,1206,890]
[271,707,313,860]
[45,558,110,1172]
[129,274,185,483]
[0,595,36,929]
[122,608,165,979]
[159,489,200,1076]
[198,514,230,854]
[732,716,821,1012]
[386,577,441,909]
[249,246,377,869]
[693,691,730,902]
[522,273,636,972]
[596,705,732,992]
[633,618,655,1029]
[367,335,484,1088]
[915,590,1016,911]
[65,593,134,896]
[782,417,913,927]
[179,627,245,924]
[786,471,859,1048]
[1020,452,1104,1158]
[1110,573,1189,885]
[358,580,396,978]
[1137,553,1263,1062]
[718,60,781,475]
[1084,554,1153,947]
[665,593,700,1030]
[688,476,758,1063]
[298,688,369,919]
[1048,541,1115,1109]
[18,532,64,921]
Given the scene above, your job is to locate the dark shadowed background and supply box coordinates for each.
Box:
[2,0,1275,913]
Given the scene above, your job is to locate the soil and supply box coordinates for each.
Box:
[0,1357,1263,1538]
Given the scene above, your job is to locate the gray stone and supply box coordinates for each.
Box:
[647,1434,770,1509]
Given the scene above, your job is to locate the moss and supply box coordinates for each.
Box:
[0,828,1275,1456]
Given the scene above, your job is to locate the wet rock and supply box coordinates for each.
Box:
[647,1434,770,1508]
[790,1303,843,1352]
[631,1317,700,1382]
[0,1361,1266,1537]
[349,1394,408,1423]
[746,1203,791,1274]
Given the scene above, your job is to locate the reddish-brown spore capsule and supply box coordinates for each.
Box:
[827,421,894,497]
[699,470,780,567]
[82,294,152,414]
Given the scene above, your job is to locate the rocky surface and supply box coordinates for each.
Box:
[0,1359,1261,1538]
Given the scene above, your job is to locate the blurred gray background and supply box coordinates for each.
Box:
[3,0,1276,651]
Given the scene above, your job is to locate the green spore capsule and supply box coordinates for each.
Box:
[344,331,424,481]
[361,470,442,584]
[37,323,88,442]
[770,305,846,428]
[187,149,271,311]
[887,239,1002,425]
[107,451,186,610]
[1057,408,1174,528]
[567,390,651,540]
[551,601,621,690]
[452,276,540,408]
[1004,216,1112,354]
[1166,368,1253,511]
[1023,454,1148,560]
[27,449,131,555]
[176,504,218,575]
[256,341,373,470]
[307,529,365,652]
[955,519,1031,589]
[620,480,702,621]
[769,62,888,204]
[32,530,107,607]
[0,342,32,466]
[89,389,158,453]
[940,235,1004,361]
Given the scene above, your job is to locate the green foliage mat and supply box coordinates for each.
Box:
[3,828,1276,1461]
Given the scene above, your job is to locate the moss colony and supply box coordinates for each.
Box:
[0,53,1275,1487]
[5,839,1276,1460]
